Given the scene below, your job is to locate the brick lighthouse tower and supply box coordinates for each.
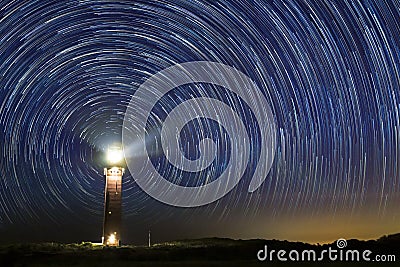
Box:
[102,147,124,246]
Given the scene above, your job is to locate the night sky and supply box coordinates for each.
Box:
[0,0,400,245]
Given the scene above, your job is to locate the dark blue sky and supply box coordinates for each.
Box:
[0,0,399,245]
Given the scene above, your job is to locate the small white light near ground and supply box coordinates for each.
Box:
[107,233,116,245]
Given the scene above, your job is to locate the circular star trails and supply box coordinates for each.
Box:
[0,0,399,238]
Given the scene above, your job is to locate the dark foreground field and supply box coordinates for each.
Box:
[1,235,399,267]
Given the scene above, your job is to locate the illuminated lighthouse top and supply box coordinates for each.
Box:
[106,147,124,165]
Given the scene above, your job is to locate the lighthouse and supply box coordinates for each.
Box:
[102,147,124,246]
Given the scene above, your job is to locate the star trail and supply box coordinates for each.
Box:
[0,0,399,244]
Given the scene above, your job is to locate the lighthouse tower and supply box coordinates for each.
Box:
[102,147,124,246]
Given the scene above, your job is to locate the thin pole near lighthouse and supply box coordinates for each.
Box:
[148,230,151,247]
